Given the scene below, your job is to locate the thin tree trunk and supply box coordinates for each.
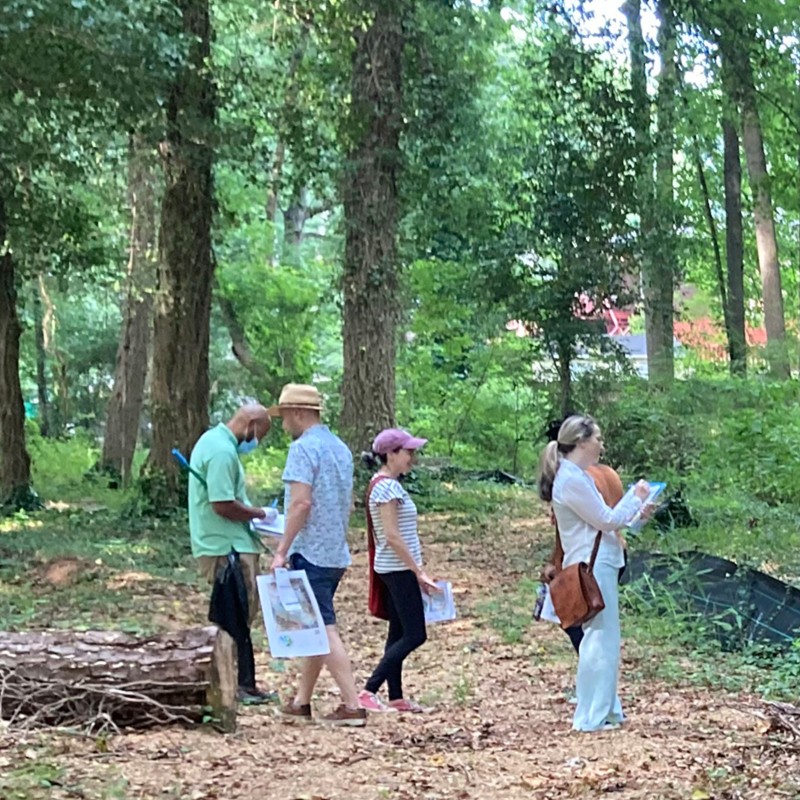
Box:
[32,275,51,437]
[0,189,34,509]
[102,136,157,485]
[796,61,800,335]
[649,0,677,385]
[722,37,789,378]
[556,340,572,418]
[266,39,305,264]
[283,186,308,255]
[36,275,66,436]
[215,280,270,384]
[721,53,747,376]
[339,2,406,453]
[146,0,215,502]
[694,147,730,344]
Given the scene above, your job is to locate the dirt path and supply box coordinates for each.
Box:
[2,502,798,799]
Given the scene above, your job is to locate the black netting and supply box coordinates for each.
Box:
[624,551,800,649]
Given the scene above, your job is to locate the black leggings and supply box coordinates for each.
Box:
[365,570,427,700]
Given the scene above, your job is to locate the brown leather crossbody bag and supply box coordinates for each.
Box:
[548,528,605,629]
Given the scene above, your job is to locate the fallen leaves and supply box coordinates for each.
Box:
[1,500,799,800]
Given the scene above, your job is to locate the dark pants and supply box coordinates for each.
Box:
[365,570,427,701]
[208,550,256,691]
[566,625,584,654]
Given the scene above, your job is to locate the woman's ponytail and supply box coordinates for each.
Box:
[537,440,560,501]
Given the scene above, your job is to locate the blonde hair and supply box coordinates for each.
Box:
[537,415,599,501]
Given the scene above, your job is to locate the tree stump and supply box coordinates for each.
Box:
[0,625,237,732]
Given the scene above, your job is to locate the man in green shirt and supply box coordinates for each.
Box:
[189,403,272,704]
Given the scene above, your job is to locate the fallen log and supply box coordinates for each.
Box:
[0,625,237,733]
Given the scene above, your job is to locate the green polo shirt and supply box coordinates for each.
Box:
[188,423,259,557]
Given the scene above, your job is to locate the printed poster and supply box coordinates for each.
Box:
[257,569,330,658]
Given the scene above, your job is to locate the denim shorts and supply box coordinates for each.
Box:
[290,552,346,626]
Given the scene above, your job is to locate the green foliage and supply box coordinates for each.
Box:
[598,379,706,480]
[592,377,800,579]
[0,758,64,800]
[621,576,800,702]
[0,504,193,632]
[213,166,341,403]
[397,259,548,475]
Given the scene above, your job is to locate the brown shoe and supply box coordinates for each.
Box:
[277,701,312,725]
[319,704,367,728]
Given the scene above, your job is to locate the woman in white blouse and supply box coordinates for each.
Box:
[538,415,649,732]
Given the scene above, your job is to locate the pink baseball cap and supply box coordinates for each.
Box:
[372,428,428,455]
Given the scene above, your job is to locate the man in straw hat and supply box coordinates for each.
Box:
[269,384,366,727]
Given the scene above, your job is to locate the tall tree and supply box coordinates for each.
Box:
[651,0,678,384]
[0,0,179,508]
[339,1,406,453]
[721,55,747,376]
[718,25,789,378]
[0,187,34,509]
[101,136,158,485]
[146,0,216,501]
[624,0,676,386]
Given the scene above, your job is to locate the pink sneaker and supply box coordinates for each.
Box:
[358,690,396,713]
[387,698,427,713]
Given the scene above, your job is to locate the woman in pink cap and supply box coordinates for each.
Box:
[358,428,438,713]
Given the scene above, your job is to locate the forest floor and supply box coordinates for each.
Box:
[1,486,799,800]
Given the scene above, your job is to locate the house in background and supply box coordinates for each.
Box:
[507,285,767,379]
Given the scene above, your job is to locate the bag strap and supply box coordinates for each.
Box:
[588,531,602,569]
[553,521,564,572]
[365,475,393,561]
[555,523,603,570]
[365,475,392,532]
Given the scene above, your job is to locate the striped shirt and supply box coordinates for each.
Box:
[368,476,422,574]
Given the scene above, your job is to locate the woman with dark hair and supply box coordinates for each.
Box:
[358,428,438,714]
[538,415,649,732]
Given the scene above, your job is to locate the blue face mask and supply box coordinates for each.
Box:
[237,426,259,455]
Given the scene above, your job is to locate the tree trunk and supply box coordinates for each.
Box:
[146,0,215,503]
[624,0,673,385]
[340,1,406,453]
[796,61,800,335]
[32,275,51,437]
[0,626,236,733]
[648,0,677,385]
[0,190,34,510]
[36,274,65,437]
[283,186,309,255]
[101,136,157,486]
[722,38,789,378]
[215,280,270,384]
[694,146,730,348]
[556,340,572,418]
[721,55,747,376]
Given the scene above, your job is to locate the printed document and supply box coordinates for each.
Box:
[422,581,457,624]
[623,481,667,532]
[257,569,330,658]
[251,512,285,538]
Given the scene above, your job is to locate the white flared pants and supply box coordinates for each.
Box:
[572,561,623,732]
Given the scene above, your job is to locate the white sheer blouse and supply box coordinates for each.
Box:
[551,459,642,569]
